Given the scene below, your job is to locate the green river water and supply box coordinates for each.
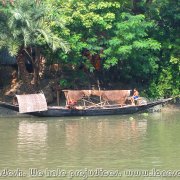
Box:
[0,109,180,180]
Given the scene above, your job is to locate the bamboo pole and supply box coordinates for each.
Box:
[57,90,60,106]
[97,80,102,107]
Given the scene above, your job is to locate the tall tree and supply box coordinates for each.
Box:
[0,0,69,93]
[144,0,180,97]
[50,0,161,86]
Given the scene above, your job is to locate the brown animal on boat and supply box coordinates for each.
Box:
[63,90,91,105]
[63,90,131,107]
[91,90,131,106]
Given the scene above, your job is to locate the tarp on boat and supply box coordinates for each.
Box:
[16,93,48,113]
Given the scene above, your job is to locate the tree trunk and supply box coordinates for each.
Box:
[31,47,40,85]
[16,49,35,94]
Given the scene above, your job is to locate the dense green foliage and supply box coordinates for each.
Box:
[0,0,69,55]
[0,0,69,88]
[145,0,180,97]
[0,0,179,97]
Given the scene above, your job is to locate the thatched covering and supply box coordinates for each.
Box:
[16,93,47,113]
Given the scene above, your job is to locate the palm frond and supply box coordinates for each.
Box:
[7,40,20,56]
[36,29,50,44]
[13,11,23,20]
[1,0,70,55]
[51,36,70,53]
[21,28,30,47]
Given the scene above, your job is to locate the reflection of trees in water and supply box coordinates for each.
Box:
[65,122,80,149]
[64,119,147,151]
[17,121,48,160]
[0,120,19,167]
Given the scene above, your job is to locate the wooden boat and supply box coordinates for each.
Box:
[0,98,172,117]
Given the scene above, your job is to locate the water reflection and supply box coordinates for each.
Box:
[64,117,148,150]
[0,110,179,176]
[65,121,80,149]
[17,121,48,161]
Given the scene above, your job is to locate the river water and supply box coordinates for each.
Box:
[0,109,179,180]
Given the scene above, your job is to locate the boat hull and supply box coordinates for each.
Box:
[0,98,172,117]
[31,106,140,117]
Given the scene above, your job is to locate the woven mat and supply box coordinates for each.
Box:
[16,93,48,113]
